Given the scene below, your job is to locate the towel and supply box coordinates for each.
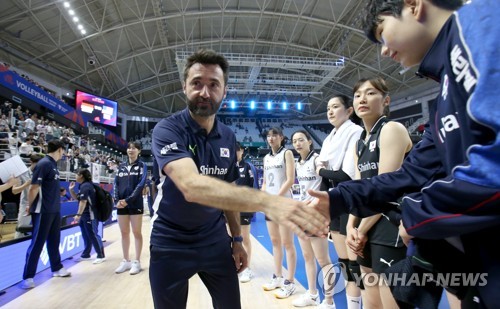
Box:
[318,120,363,175]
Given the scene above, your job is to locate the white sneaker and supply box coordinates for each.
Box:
[239,268,254,283]
[275,280,296,299]
[115,259,132,273]
[318,299,336,309]
[263,274,283,291]
[52,267,71,277]
[21,278,35,289]
[292,291,320,307]
[129,260,141,275]
[93,257,106,264]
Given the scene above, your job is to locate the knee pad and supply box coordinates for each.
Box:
[338,258,349,280]
[348,260,365,290]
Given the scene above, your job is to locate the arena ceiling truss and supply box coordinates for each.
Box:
[0,0,438,118]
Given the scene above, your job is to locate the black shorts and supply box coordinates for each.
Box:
[117,207,144,215]
[357,243,407,274]
[330,213,348,235]
[240,213,254,225]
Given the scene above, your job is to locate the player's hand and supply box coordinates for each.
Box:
[399,221,413,247]
[7,176,20,187]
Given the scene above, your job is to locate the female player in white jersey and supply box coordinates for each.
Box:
[261,127,297,299]
[291,130,335,309]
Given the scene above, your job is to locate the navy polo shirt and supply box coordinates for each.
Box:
[31,155,61,214]
[151,108,239,248]
[78,181,96,215]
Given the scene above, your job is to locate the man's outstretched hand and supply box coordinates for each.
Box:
[264,196,329,239]
[307,189,331,222]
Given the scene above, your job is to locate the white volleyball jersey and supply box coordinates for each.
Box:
[263,146,292,198]
[296,151,321,202]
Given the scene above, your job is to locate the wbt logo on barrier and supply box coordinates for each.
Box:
[39,230,83,266]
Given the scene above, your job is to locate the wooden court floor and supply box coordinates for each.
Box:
[1,215,308,309]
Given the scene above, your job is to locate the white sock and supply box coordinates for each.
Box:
[347,295,362,309]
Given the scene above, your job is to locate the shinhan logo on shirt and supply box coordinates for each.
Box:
[160,142,178,155]
[220,148,230,158]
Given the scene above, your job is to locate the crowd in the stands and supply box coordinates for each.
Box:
[0,99,122,174]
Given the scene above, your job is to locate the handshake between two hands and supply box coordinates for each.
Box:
[266,189,331,240]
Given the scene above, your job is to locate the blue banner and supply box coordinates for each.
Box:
[0,64,86,126]
[0,64,129,148]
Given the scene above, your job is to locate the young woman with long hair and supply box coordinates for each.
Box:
[291,129,336,309]
[261,127,297,299]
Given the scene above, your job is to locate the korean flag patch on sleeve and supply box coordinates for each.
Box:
[220,148,230,158]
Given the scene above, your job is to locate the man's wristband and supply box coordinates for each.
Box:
[75,214,82,217]
[232,235,243,242]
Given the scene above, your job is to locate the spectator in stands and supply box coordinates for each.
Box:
[9,132,21,150]
[106,158,118,174]
[0,114,9,127]
[45,121,54,141]
[113,141,147,275]
[69,149,89,172]
[262,127,297,299]
[315,94,363,309]
[23,108,31,119]
[21,140,71,289]
[60,187,73,202]
[19,138,35,158]
[52,124,62,140]
[1,101,12,116]
[14,105,23,120]
[60,132,71,151]
[13,154,42,239]
[36,120,46,137]
[24,115,36,135]
[36,133,47,149]
[16,115,26,138]
[69,168,105,264]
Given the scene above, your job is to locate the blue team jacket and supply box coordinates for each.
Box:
[329,1,499,306]
[113,159,147,209]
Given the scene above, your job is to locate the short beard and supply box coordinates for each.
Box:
[187,97,221,117]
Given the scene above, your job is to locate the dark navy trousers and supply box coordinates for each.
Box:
[23,212,63,279]
[79,213,104,258]
[149,238,241,309]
